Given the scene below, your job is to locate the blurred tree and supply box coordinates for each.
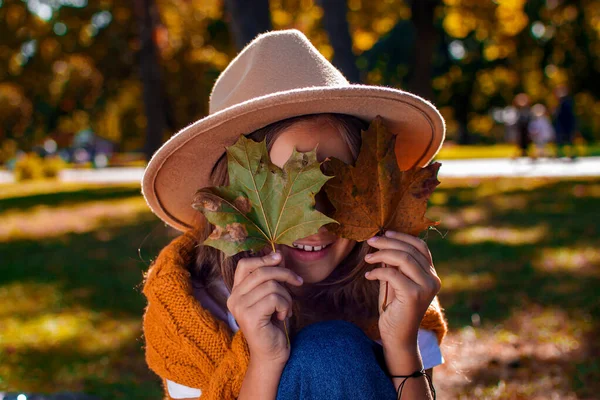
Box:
[1,0,599,161]
[0,83,32,141]
[408,0,438,101]
[317,0,360,82]
[224,0,272,50]
[134,0,171,161]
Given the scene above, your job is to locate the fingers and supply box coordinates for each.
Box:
[250,293,292,322]
[365,249,431,287]
[242,279,293,316]
[233,252,283,287]
[385,230,433,264]
[365,266,440,301]
[234,264,303,297]
[367,235,431,273]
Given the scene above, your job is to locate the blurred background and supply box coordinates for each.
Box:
[0,0,599,399]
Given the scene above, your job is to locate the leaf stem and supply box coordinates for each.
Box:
[271,241,291,348]
[382,262,389,312]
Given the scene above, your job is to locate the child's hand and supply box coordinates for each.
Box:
[227,252,303,366]
[364,231,441,351]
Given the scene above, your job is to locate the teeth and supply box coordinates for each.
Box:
[292,243,328,252]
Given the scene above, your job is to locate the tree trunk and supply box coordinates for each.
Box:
[135,0,168,161]
[408,0,438,100]
[224,0,272,50]
[318,0,360,83]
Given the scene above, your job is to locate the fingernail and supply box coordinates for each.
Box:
[364,254,373,261]
[364,271,370,278]
[384,230,397,237]
[270,252,281,261]
[367,236,379,244]
[296,275,303,283]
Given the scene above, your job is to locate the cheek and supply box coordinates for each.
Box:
[331,238,356,262]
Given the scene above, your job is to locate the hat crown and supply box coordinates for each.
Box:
[209,30,349,114]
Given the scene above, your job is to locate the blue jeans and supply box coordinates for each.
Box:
[276,320,397,400]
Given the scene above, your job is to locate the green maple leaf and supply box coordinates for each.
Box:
[192,135,337,257]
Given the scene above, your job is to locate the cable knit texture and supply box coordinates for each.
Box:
[142,231,447,399]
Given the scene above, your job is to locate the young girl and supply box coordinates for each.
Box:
[141,30,447,400]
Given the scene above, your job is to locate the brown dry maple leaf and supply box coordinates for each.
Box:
[323,116,441,241]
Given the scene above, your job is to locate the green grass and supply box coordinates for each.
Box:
[0,178,599,399]
[435,143,600,160]
[425,177,600,399]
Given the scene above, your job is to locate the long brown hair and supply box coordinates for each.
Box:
[190,113,380,333]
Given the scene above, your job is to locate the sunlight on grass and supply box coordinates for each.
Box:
[0,182,136,200]
[0,282,63,318]
[442,272,496,292]
[475,177,554,196]
[0,197,152,241]
[436,143,593,160]
[1,178,598,397]
[429,191,448,205]
[534,246,600,275]
[0,310,140,353]
[432,206,490,229]
[499,306,590,354]
[451,224,549,245]
[571,183,600,198]
[437,305,592,399]
[0,282,141,354]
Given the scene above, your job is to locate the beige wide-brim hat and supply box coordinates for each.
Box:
[142,29,446,232]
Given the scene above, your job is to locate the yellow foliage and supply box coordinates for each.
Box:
[8,52,24,75]
[42,155,67,178]
[496,5,528,36]
[49,55,103,108]
[0,82,32,137]
[372,16,397,35]
[13,153,67,182]
[484,44,500,61]
[467,114,494,134]
[5,4,27,30]
[14,153,45,182]
[433,76,448,90]
[347,0,411,55]
[96,80,144,146]
[272,9,293,26]
[443,10,477,38]
[353,30,377,51]
[318,43,334,60]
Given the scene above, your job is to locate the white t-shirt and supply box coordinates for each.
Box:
[167,280,444,398]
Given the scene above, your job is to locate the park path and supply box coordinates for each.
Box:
[0,157,599,184]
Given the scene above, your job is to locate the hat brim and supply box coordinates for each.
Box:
[142,85,445,232]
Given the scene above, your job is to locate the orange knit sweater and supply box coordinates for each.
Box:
[142,231,447,400]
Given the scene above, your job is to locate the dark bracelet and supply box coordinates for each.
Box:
[390,368,436,400]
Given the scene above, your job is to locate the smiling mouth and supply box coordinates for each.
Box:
[291,242,332,252]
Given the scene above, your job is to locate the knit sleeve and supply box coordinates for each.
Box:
[421,296,448,344]
[142,232,250,400]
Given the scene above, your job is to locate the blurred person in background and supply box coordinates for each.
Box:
[552,85,577,160]
[528,104,555,159]
[513,93,533,160]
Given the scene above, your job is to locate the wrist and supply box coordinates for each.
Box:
[249,354,287,373]
[382,344,423,376]
[240,357,285,400]
[381,331,418,356]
